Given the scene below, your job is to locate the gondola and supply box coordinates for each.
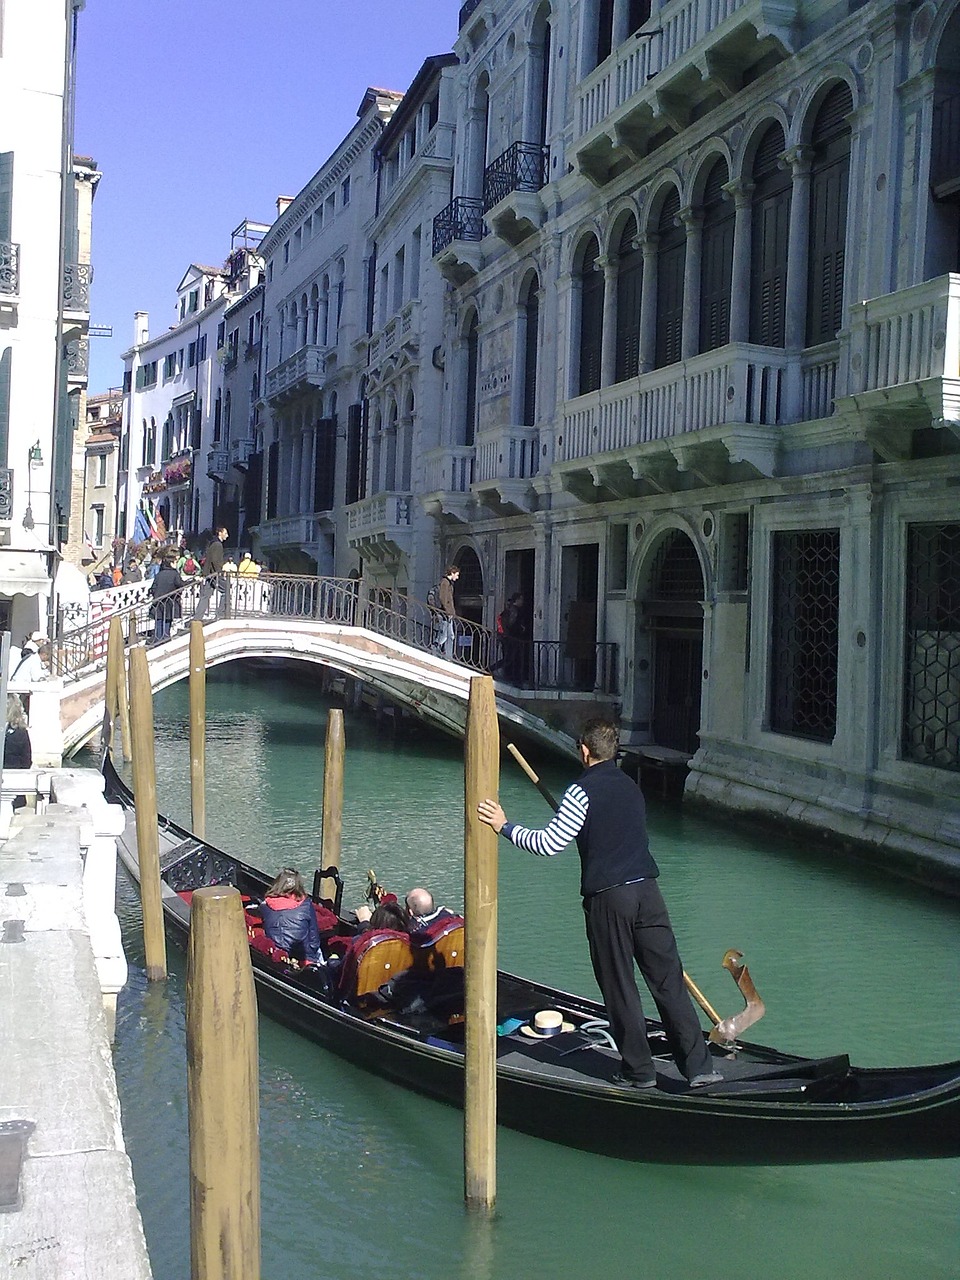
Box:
[104,759,960,1166]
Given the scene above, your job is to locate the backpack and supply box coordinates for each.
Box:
[183,556,198,575]
[496,611,505,635]
[426,582,442,610]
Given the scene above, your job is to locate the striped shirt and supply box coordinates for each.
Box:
[502,783,590,857]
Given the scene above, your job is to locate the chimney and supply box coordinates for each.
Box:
[276,195,294,218]
[134,311,149,344]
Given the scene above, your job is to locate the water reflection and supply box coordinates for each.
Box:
[109,663,960,1280]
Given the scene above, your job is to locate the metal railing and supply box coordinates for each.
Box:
[0,240,20,296]
[483,141,549,213]
[432,196,484,257]
[53,573,619,698]
[63,261,93,311]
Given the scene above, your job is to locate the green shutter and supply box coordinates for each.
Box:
[0,347,10,466]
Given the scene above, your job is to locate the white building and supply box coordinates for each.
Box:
[119,234,263,551]
[80,387,122,564]
[0,0,91,644]
[253,87,403,574]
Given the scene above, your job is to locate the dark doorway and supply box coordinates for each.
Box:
[454,545,484,625]
[645,531,704,753]
[561,543,599,689]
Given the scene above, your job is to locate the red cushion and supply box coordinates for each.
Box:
[314,902,338,932]
[249,931,291,964]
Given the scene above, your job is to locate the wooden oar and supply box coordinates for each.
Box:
[504,743,729,1034]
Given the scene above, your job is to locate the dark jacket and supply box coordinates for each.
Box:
[149,566,184,618]
[260,895,324,962]
[204,537,225,575]
[4,723,32,769]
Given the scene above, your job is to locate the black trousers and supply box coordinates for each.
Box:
[583,879,712,1082]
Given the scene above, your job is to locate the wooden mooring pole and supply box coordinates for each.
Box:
[186,885,261,1280]
[128,645,167,982]
[189,621,207,840]
[106,615,130,762]
[463,674,499,1212]
[321,708,344,891]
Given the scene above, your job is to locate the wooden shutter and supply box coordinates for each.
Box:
[749,124,790,348]
[522,285,539,426]
[615,219,643,382]
[313,417,337,512]
[806,83,852,346]
[345,402,364,506]
[266,441,279,519]
[244,450,263,528]
[655,187,684,369]
[699,159,734,353]
[0,153,12,243]
[579,239,604,395]
[0,347,10,467]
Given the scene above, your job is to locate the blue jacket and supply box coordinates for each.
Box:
[260,896,324,962]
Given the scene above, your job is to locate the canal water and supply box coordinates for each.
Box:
[108,663,959,1280]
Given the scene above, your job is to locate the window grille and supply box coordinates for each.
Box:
[650,529,703,601]
[903,522,960,772]
[769,529,839,741]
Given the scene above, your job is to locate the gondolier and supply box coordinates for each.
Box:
[478,718,721,1090]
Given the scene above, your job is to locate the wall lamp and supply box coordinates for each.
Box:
[28,440,43,467]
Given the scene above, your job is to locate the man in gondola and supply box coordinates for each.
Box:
[477,718,722,1091]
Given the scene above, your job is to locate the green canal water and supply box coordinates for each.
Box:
[109,663,959,1280]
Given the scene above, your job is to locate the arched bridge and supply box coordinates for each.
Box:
[56,575,592,761]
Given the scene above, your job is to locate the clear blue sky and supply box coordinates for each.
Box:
[76,0,460,392]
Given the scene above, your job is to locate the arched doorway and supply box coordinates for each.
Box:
[644,530,704,753]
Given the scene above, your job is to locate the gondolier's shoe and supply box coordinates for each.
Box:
[611,1073,658,1090]
[689,1070,723,1088]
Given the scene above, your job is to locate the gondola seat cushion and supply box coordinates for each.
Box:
[249,931,293,965]
[413,917,465,972]
[338,929,414,1000]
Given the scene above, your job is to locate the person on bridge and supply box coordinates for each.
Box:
[194,526,229,621]
[149,550,184,643]
[436,565,459,659]
[477,718,722,1092]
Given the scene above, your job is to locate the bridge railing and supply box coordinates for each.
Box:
[53,573,618,696]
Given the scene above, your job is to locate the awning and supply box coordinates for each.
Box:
[0,550,53,598]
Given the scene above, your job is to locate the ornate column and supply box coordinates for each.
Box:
[722,179,753,343]
[613,0,633,46]
[578,0,601,81]
[521,40,544,142]
[679,205,703,359]
[638,234,659,373]
[599,254,619,386]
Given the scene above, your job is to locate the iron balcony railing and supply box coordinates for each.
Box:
[63,261,93,311]
[483,141,549,213]
[0,240,20,296]
[65,338,89,379]
[432,196,485,257]
[0,467,12,520]
[53,572,620,699]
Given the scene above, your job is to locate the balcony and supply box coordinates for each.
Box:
[230,437,255,470]
[0,467,12,520]
[62,262,92,318]
[422,445,476,522]
[432,197,484,284]
[346,491,413,564]
[368,300,421,367]
[256,514,321,549]
[264,344,326,403]
[574,0,798,184]
[482,142,549,246]
[931,92,960,200]
[555,344,786,500]
[0,240,20,301]
[64,337,89,386]
[473,424,540,513]
[222,349,239,373]
[837,272,960,459]
[243,340,260,362]
[206,447,229,480]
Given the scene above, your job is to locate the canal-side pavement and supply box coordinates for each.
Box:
[0,776,152,1278]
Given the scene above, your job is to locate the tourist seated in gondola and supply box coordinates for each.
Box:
[352,899,409,933]
[260,867,327,966]
[404,887,459,941]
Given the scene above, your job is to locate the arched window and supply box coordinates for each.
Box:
[699,158,734,353]
[615,215,642,382]
[520,274,540,425]
[654,187,684,369]
[463,311,480,446]
[578,237,604,395]
[806,83,852,346]
[749,123,790,347]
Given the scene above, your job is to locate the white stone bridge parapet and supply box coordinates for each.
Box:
[59,616,578,761]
